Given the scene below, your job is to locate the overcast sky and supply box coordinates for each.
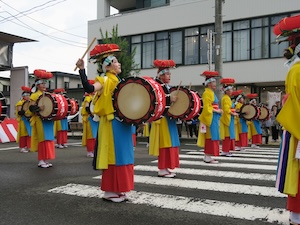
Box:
[0,0,109,77]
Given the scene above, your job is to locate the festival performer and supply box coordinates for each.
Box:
[149,59,180,178]
[15,86,32,153]
[233,91,249,151]
[220,78,238,157]
[273,15,300,225]
[246,94,262,148]
[28,69,55,168]
[197,71,222,163]
[76,44,134,203]
[53,88,68,149]
[81,85,98,158]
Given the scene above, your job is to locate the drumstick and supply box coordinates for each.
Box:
[189,82,192,90]
[175,81,182,97]
[74,37,97,71]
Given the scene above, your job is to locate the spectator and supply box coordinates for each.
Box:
[270,105,279,142]
[176,118,183,138]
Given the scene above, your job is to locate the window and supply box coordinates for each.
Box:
[222,23,232,62]
[156,32,169,59]
[47,81,51,89]
[270,15,288,58]
[77,83,82,88]
[170,31,182,64]
[3,85,9,92]
[185,27,199,65]
[142,34,155,68]
[131,35,141,69]
[142,0,169,7]
[200,25,214,64]
[64,82,69,89]
[233,20,250,61]
[251,18,269,59]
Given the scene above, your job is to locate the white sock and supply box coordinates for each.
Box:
[290,212,300,224]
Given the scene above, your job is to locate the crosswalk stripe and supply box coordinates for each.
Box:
[179,154,278,163]
[93,175,284,198]
[48,183,287,224]
[151,159,277,171]
[134,165,276,181]
[186,151,279,159]
[182,148,280,155]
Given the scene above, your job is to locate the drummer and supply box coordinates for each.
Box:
[76,44,134,203]
[220,78,238,157]
[149,59,180,178]
[246,94,262,148]
[15,86,32,153]
[28,70,55,168]
[53,88,69,149]
[81,82,98,158]
[233,91,249,151]
[197,71,222,163]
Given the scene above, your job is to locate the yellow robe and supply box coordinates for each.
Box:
[197,88,215,147]
[16,99,28,142]
[220,94,232,140]
[276,62,300,196]
[81,95,93,146]
[234,102,243,141]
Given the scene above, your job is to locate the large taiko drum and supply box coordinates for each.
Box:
[37,92,69,120]
[240,103,260,121]
[167,87,203,121]
[66,97,79,116]
[113,76,170,125]
[0,93,7,122]
[21,100,32,119]
[258,105,270,121]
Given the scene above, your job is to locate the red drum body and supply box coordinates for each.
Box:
[67,98,79,116]
[21,100,32,119]
[0,93,7,122]
[168,87,203,121]
[258,105,270,121]
[113,76,169,125]
[37,93,69,120]
[240,103,260,121]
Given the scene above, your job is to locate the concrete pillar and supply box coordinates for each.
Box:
[10,66,28,118]
[97,0,110,19]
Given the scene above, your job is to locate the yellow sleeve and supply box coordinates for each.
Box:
[220,95,231,127]
[277,63,300,140]
[199,88,214,127]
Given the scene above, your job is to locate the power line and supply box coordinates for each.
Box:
[0,0,86,39]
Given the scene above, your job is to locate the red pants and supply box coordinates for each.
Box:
[19,136,31,148]
[101,164,134,192]
[38,140,55,161]
[222,137,235,153]
[204,139,220,156]
[56,130,67,145]
[287,172,300,213]
[236,133,248,147]
[252,134,262,145]
[158,147,180,169]
[86,138,96,152]
[132,134,136,147]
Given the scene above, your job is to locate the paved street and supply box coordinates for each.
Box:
[0,139,287,225]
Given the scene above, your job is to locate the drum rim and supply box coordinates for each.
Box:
[240,103,259,121]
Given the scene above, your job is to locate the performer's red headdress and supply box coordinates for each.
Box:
[153,59,176,76]
[220,78,235,92]
[201,71,219,86]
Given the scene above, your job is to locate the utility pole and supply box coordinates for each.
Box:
[207,29,213,71]
[215,0,224,102]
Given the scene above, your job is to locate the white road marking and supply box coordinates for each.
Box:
[93,175,283,198]
[48,183,288,224]
[0,146,19,151]
[179,154,278,163]
[134,165,276,181]
[151,160,277,171]
[186,151,279,158]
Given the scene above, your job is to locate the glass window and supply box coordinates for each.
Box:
[200,25,214,34]
[223,32,232,62]
[143,34,155,68]
[233,20,250,30]
[156,32,169,59]
[170,31,182,64]
[185,27,199,65]
[131,35,141,69]
[251,18,268,28]
[233,29,250,60]
[200,34,209,64]
[270,15,289,58]
[223,22,232,32]
[251,27,269,59]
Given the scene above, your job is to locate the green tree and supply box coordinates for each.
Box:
[99,25,140,78]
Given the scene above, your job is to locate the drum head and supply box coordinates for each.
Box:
[240,104,257,120]
[168,90,190,116]
[22,101,32,118]
[259,106,269,120]
[38,96,53,117]
[117,83,150,120]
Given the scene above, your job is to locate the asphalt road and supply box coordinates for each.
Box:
[0,139,287,225]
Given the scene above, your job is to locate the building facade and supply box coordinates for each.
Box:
[88,0,299,104]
